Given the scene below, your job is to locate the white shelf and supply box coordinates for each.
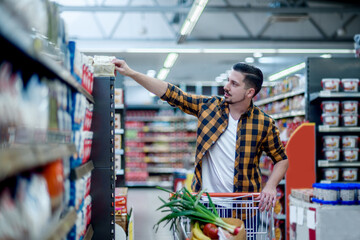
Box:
[115,129,124,134]
[128,137,195,142]
[318,126,360,132]
[279,179,286,185]
[0,143,76,181]
[70,161,94,180]
[115,104,124,109]
[147,168,185,174]
[318,160,360,167]
[126,116,196,122]
[126,181,173,188]
[44,208,77,240]
[270,109,305,119]
[116,169,125,175]
[115,149,124,155]
[127,146,193,153]
[255,89,305,106]
[310,91,360,101]
[261,168,271,176]
[275,214,286,220]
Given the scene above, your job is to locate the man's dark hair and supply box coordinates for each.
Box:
[232,62,263,97]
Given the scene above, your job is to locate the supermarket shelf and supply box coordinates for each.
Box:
[46,208,77,240]
[310,91,360,102]
[318,160,360,167]
[70,161,94,180]
[127,137,195,142]
[126,181,173,188]
[275,214,286,220]
[127,104,173,110]
[279,179,286,185]
[0,7,94,103]
[126,116,196,122]
[84,225,94,240]
[144,157,189,163]
[147,168,184,174]
[254,89,305,106]
[270,109,305,120]
[116,169,125,175]
[0,143,76,181]
[127,147,194,153]
[115,104,124,109]
[127,126,197,132]
[260,168,271,176]
[320,180,360,184]
[115,149,124,155]
[318,126,360,132]
[115,129,124,134]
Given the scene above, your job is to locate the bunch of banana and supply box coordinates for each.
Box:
[191,221,211,240]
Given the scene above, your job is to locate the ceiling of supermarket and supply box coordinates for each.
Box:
[55,0,360,85]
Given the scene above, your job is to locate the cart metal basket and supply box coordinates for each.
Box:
[173,192,275,240]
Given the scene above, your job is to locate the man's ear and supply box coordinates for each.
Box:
[247,88,255,98]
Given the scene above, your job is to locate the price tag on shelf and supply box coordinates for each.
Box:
[318,160,329,167]
[320,90,331,97]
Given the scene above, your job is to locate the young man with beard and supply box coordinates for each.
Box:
[112,59,288,212]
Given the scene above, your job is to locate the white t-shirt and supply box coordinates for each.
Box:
[202,114,238,193]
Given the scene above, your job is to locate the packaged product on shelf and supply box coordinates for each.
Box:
[115,88,123,105]
[68,41,83,83]
[83,101,93,131]
[321,78,340,91]
[323,148,340,161]
[115,113,121,129]
[341,114,358,126]
[115,155,121,170]
[321,101,340,114]
[342,100,358,114]
[342,135,359,148]
[342,168,358,181]
[0,174,52,240]
[321,113,339,126]
[42,159,64,210]
[322,135,340,148]
[92,55,116,77]
[322,168,340,181]
[115,134,121,150]
[342,148,359,162]
[82,131,93,164]
[81,55,94,94]
[68,172,92,210]
[341,78,359,92]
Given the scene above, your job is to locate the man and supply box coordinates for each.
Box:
[112,59,288,212]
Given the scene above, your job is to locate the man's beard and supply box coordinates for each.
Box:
[224,92,246,104]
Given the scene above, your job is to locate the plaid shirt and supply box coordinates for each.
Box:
[161,83,287,193]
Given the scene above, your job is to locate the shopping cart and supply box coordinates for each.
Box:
[173,192,275,240]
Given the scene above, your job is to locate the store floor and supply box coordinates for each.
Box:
[127,188,173,240]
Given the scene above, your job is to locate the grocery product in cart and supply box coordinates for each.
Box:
[154,187,274,240]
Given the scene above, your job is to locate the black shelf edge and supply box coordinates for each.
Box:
[255,89,305,106]
[70,161,94,180]
[46,208,77,240]
[0,143,76,181]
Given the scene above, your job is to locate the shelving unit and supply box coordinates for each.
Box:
[306,58,360,183]
[255,89,305,106]
[125,106,196,188]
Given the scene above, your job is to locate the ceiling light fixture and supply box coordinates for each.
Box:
[163,53,179,68]
[253,52,263,58]
[268,62,306,81]
[245,57,255,63]
[157,68,170,81]
[178,0,208,43]
[320,54,332,58]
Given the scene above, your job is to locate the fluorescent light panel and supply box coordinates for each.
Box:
[180,0,208,36]
[269,62,306,81]
[157,68,170,81]
[163,53,179,68]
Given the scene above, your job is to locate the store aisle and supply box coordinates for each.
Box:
[128,188,173,240]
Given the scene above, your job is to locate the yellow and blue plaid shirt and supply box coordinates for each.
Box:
[161,83,287,193]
